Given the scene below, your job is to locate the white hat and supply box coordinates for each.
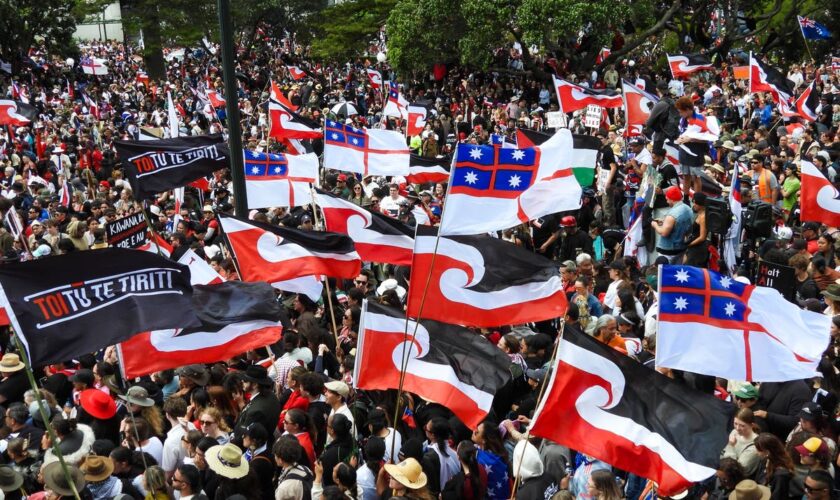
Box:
[149,205,161,216]
[376,278,406,300]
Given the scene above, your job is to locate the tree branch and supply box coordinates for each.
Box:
[596,0,681,71]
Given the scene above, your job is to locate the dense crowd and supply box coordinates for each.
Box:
[0,27,839,500]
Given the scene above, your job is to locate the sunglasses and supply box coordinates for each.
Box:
[804,485,828,493]
[199,420,215,426]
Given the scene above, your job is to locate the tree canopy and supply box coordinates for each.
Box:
[0,0,80,66]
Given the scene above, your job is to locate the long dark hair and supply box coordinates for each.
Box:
[755,433,794,483]
[364,437,386,478]
[478,420,507,462]
[429,417,452,457]
[458,441,485,499]
[334,462,358,499]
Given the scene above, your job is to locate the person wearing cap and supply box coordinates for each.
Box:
[795,436,833,475]
[801,222,821,255]
[231,365,280,445]
[787,402,837,454]
[732,384,761,411]
[603,260,631,311]
[324,380,355,443]
[332,173,351,198]
[652,185,693,263]
[558,215,593,262]
[750,154,779,205]
[560,260,578,299]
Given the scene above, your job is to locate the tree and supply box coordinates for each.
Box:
[304,0,396,62]
[0,0,80,69]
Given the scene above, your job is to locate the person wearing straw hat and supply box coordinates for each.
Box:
[728,479,770,500]
[384,458,433,498]
[206,443,258,499]
[43,461,87,499]
[0,353,29,405]
[80,455,121,499]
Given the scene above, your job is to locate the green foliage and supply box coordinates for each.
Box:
[120,0,217,49]
[305,0,396,62]
[0,0,81,62]
[387,0,464,75]
[386,0,634,73]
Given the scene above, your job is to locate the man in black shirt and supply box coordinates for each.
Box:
[643,147,680,250]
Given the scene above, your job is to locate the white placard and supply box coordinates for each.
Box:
[546,111,566,129]
[584,105,603,129]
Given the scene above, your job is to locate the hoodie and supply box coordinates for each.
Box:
[513,440,559,500]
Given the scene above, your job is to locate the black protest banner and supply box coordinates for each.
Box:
[106,213,148,249]
[756,261,796,303]
[0,248,200,366]
[114,134,229,200]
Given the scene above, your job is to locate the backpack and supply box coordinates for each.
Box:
[661,98,681,140]
[282,466,314,500]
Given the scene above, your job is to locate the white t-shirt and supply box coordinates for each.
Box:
[162,421,194,472]
[139,436,165,465]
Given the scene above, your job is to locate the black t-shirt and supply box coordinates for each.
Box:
[531,214,559,249]
[0,371,29,404]
[652,163,680,209]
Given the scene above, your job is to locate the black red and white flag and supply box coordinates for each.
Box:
[115,134,229,200]
[0,100,32,126]
[552,76,623,114]
[354,300,511,428]
[315,189,414,266]
[749,54,795,114]
[795,80,820,122]
[407,154,450,185]
[119,281,287,378]
[268,80,321,140]
[286,65,307,80]
[406,226,567,327]
[667,54,714,79]
[800,161,840,227]
[530,328,732,497]
[0,249,199,366]
[219,214,361,283]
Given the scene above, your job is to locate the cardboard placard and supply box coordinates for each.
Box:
[756,261,795,303]
[106,213,148,249]
[584,105,603,129]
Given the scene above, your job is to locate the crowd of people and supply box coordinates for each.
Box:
[0,20,839,500]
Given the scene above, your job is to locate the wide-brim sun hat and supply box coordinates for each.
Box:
[384,458,427,489]
[206,443,250,479]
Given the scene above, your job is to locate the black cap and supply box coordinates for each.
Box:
[70,368,95,387]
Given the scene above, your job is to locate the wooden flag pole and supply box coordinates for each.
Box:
[309,189,340,346]
[10,332,81,500]
[509,321,565,499]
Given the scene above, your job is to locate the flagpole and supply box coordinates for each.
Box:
[140,201,165,258]
[388,154,460,464]
[308,189,341,345]
[509,320,566,498]
[797,17,816,62]
[9,331,82,500]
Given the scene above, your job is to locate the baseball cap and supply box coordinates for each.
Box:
[799,402,824,421]
[561,260,577,272]
[732,384,758,400]
[525,368,546,383]
[795,437,830,457]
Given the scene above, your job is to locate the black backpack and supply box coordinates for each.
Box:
[282,467,314,500]
[661,98,681,140]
